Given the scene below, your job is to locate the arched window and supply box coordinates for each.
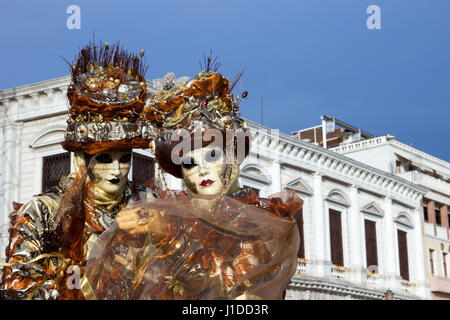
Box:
[325,189,350,267]
[285,177,310,261]
[30,125,70,193]
[362,202,384,273]
[29,126,66,149]
[239,164,270,197]
[395,212,414,281]
[325,189,350,208]
[240,164,271,185]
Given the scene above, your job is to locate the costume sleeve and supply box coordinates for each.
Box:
[141,189,187,248]
[84,219,195,300]
[83,228,145,300]
[0,198,64,300]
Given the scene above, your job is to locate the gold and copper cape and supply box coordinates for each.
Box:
[85,189,301,300]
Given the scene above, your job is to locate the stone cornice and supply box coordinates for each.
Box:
[0,76,71,101]
[331,135,450,175]
[246,120,429,202]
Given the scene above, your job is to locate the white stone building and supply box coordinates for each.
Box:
[324,120,450,300]
[0,78,431,299]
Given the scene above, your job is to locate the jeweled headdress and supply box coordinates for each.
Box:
[144,55,249,191]
[144,62,246,139]
[61,41,156,155]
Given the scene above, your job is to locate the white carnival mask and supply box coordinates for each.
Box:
[89,151,131,196]
[181,146,225,195]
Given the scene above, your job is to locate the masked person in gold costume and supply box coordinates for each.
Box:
[84,60,303,300]
[0,41,156,300]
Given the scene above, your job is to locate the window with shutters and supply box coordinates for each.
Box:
[397,229,410,281]
[42,152,71,192]
[132,152,155,190]
[435,207,442,226]
[396,160,402,174]
[429,249,435,276]
[294,208,305,259]
[364,219,378,271]
[423,205,428,222]
[443,252,448,278]
[329,209,344,266]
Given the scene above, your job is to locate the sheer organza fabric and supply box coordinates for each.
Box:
[85,194,299,300]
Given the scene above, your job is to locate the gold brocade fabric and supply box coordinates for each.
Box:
[85,191,301,300]
[0,175,151,300]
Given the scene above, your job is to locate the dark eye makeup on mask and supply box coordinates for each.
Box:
[205,149,222,163]
[181,149,223,170]
[181,157,197,170]
[119,154,132,163]
[95,154,113,164]
[95,153,131,164]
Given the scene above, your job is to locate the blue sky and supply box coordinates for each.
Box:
[1,0,449,161]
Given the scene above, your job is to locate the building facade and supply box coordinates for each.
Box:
[243,121,429,299]
[0,79,431,299]
[330,133,450,299]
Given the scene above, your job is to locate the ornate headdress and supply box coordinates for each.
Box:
[61,41,156,155]
[143,56,250,193]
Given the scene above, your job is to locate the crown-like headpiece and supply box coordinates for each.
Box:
[144,55,249,179]
[61,41,155,155]
[143,54,247,140]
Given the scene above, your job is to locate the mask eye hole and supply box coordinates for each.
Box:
[181,157,197,170]
[95,154,113,164]
[205,149,222,163]
[119,153,132,163]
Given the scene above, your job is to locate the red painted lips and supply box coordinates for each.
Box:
[200,179,214,187]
